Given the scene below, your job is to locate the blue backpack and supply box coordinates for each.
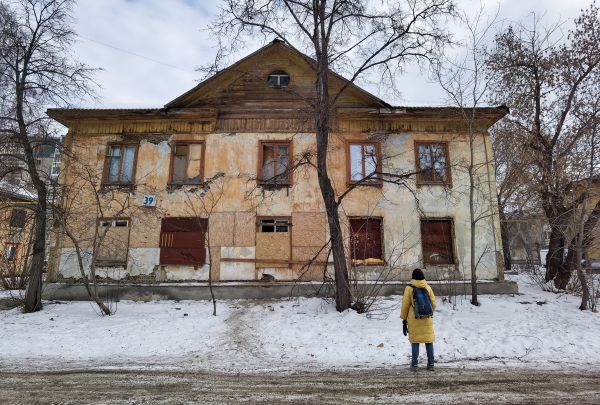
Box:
[411,284,433,319]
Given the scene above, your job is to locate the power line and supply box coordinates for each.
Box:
[76,34,194,73]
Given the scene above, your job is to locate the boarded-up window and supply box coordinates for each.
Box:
[9,209,26,228]
[103,143,138,184]
[421,219,454,265]
[170,142,204,184]
[347,142,381,184]
[256,217,291,268]
[259,141,291,186]
[96,219,130,266]
[415,142,450,185]
[160,217,207,265]
[349,217,383,260]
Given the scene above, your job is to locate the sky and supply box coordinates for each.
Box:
[70,0,593,109]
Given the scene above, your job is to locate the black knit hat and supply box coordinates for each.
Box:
[412,268,425,280]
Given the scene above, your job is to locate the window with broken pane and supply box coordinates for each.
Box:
[260,141,290,186]
[416,142,450,184]
[171,142,204,184]
[104,143,138,184]
[4,243,18,261]
[96,218,130,266]
[258,218,290,233]
[348,142,380,183]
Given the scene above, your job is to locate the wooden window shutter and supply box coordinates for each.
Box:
[10,209,26,228]
[350,218,383,260]
[421,219,454,264]
[160,218,207,265]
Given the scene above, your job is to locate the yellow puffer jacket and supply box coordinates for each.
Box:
[400,279,436,344]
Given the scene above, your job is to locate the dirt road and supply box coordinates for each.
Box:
[0,368,598,404]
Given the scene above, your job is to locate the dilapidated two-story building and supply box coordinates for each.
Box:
[46,40,507,285]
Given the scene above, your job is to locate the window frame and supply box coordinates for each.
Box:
[346,140,383,186]
[95,217,131,266]
[168,140,206,185]
[97,218,130,228]
[4,243,19,262]
[414,141,452,186]
[257,217,292,233]
[267,70,291,88]
[348,216,385,263]
[420,217,456,265]
[102,142,139,185]
[257,140,293,187]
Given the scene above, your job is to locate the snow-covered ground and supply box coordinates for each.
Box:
[0,275,598,372]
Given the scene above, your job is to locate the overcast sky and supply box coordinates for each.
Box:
[70,0,592,109]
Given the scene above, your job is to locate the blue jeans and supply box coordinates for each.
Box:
[411,343,434,367]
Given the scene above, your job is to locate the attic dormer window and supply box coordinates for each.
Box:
[267,71,290,88]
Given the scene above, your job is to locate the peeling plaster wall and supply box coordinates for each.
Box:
[58,247,160,280]
[53,127,503,283]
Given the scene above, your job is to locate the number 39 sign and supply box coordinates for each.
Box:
[143,195,157,207]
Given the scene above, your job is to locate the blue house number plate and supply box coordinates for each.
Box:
[143,195,157,207]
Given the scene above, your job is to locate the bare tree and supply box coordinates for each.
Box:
[433,5,501,305]
[182,173,227,317]
[0,0,97,312]
[491,119,536,271]
[209,0,454,311]
[487,3,600,289]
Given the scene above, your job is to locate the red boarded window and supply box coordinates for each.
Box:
[160,217,207,265]
[349,217,383,260]
[421,219,454,265]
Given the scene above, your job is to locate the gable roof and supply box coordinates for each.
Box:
[165,39,390,109]
[46,39,508,129]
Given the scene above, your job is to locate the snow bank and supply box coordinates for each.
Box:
[0,275,598,372]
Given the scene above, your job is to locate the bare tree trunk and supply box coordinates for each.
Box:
[207,229,216,316]
[313,9,351,311]
[576,248,589,311]
[469,135,479,306]
[315,101,351,311]
[497,204,512,271]
[571,200,600,309]
[23,200,46,312]
[16,84,48,313]
[544,214,570,289]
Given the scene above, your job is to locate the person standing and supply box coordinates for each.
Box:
[400,268,437,370]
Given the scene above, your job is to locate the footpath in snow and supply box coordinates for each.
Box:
[0,275,598,372]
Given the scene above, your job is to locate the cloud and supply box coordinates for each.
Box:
[70,0,592,108]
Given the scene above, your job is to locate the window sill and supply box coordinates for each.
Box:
[347,180,383,188]
[352,258,385,266]
[95,260,127,268]
[416,181,452,188]
[423,262,456,266]
[167,182,205,192]
[258,182,292,189]
[100,183,136,192]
